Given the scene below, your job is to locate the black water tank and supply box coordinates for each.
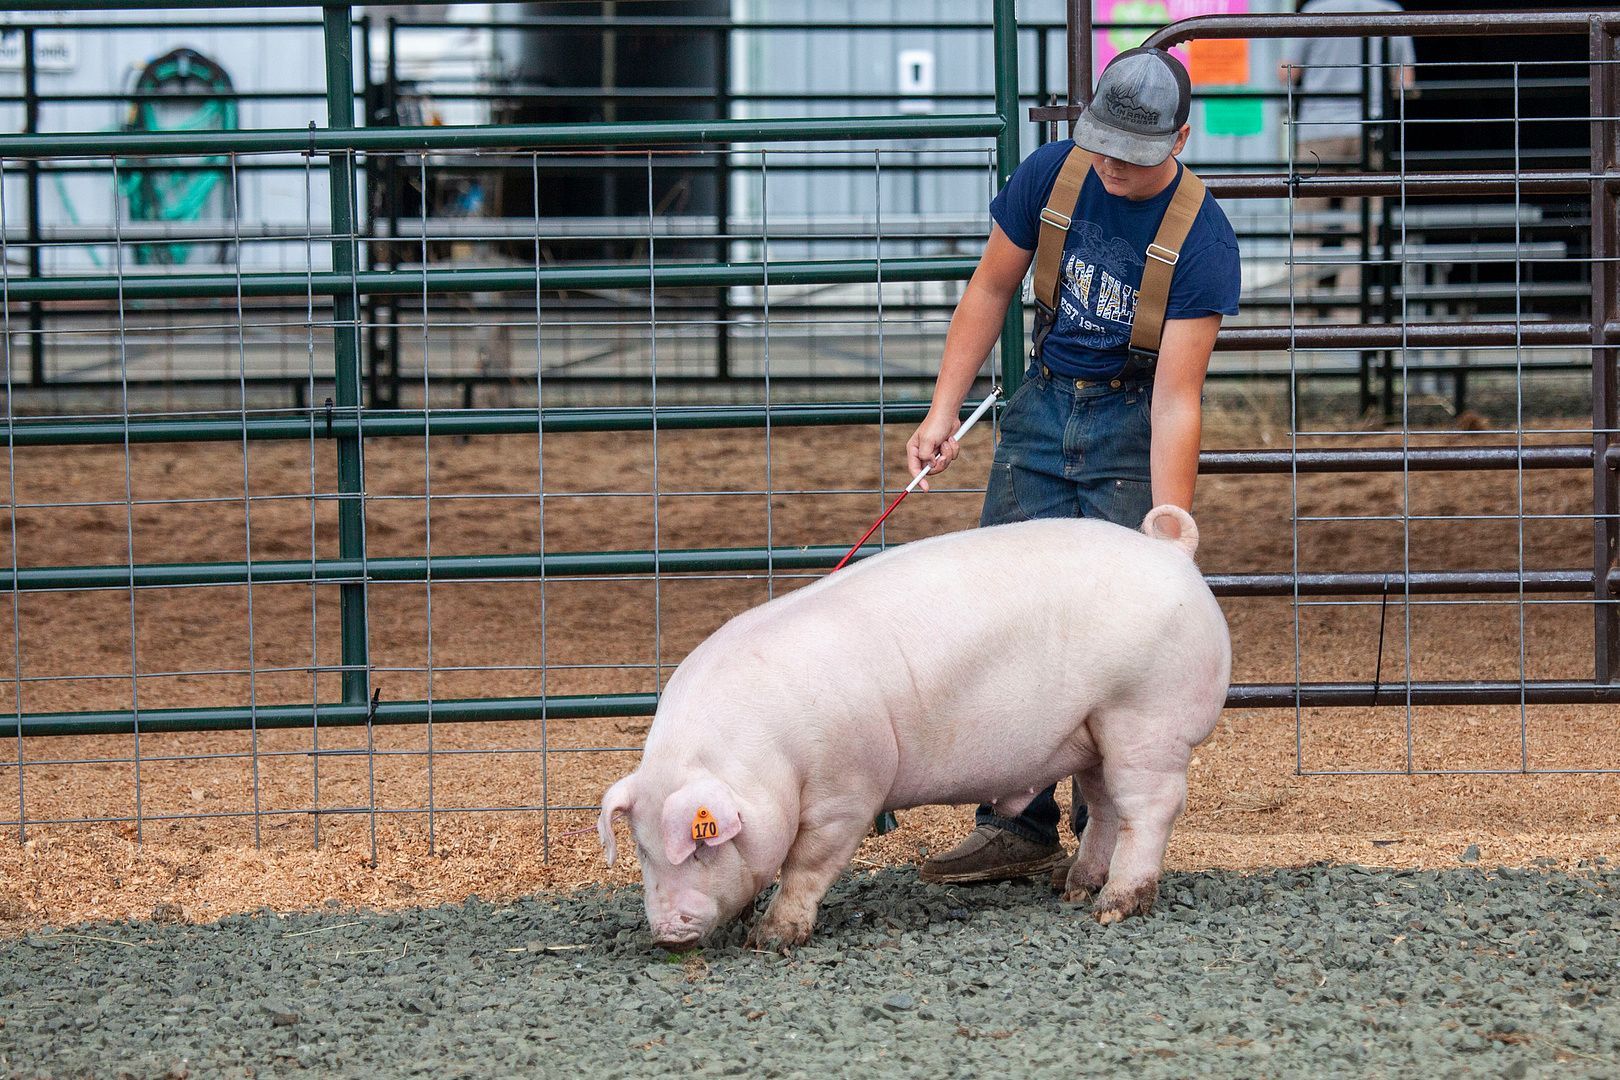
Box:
[504,1,726,226]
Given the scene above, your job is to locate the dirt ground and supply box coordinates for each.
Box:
[1,396,1616,930]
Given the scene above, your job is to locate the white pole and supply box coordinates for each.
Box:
[906,384,1003,493]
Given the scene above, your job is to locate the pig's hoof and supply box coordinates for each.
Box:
[1092,881,1158,924]
[1060,863,1107,900]
[746,916,812,953]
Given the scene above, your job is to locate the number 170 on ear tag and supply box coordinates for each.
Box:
[691,807,719,841]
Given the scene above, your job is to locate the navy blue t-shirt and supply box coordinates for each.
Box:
[990,139,1241,380]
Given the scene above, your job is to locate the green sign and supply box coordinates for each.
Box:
[1203,97,1264,137]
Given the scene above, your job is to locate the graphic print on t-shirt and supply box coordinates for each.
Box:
[1056,218,1147,349]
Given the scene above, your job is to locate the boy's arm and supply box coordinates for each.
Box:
[1149,314,1222,514]
[906,224,1034,490]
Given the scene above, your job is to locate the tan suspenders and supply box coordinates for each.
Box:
[1029,147,1207,380]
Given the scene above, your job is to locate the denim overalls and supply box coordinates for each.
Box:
[974,361,1156,845]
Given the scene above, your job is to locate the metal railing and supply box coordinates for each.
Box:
[1143,9,1620,773]
[8,9,1563,407]
[0,0,1022,850]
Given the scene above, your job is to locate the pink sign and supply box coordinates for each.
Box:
[1092,0,1249,76]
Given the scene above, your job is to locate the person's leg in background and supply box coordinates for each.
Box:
[1295,135,1364,304]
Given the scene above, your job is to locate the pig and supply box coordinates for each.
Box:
[597,505,1230,951]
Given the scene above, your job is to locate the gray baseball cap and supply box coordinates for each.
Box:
[1074,48,1192,167]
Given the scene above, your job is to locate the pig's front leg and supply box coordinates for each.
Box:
[746,810,872,951]
[1092,754,1188,925]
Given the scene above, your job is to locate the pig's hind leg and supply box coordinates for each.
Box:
[1090,743,1191,925]
[746,810,873,951]
[1061,765,1118,903]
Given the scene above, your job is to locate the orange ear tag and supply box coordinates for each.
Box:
[691,807,719,842]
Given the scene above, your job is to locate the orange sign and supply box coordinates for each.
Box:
[1188,38,1250,86]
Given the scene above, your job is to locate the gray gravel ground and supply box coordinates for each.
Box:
[3,864,1617,1078]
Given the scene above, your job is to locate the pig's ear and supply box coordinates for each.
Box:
[659,777,744,866]
[597,774,637,867]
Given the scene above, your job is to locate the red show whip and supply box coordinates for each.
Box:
[832,385,1003,572]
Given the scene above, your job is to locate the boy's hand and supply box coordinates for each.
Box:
[906,413,961,492]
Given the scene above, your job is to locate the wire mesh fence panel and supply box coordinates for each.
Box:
[0,137,1009,852]
[0,5,1617,862]
[1265,43,1618,776]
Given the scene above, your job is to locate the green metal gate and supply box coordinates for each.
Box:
[0,0,1023,850]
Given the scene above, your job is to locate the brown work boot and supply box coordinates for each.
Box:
[1050,852,1076,891]
[917,825,1067,885]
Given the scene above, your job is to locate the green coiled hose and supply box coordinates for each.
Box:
[119,47,238,266]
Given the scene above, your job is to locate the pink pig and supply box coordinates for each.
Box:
[597,506,1230,950]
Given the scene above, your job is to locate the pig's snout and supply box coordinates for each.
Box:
[646,884,721,949]
[650,911,709,950]
[653,931,702,951]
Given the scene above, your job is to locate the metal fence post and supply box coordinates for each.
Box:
[714,23,731,381]
[1068,0,1091,123]
[323,4,370,704]
[22,29,42,389]
[1591,17,1619,684]
[992,0,1023,393]
[378,15,403,410]
[1035,29,1050,145]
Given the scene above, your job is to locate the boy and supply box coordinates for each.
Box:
[907,48,1240,885]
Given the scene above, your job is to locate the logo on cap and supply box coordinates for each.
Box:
[1105,78,1161,128]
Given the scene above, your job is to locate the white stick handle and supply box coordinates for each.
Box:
[905,385,1003,494]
